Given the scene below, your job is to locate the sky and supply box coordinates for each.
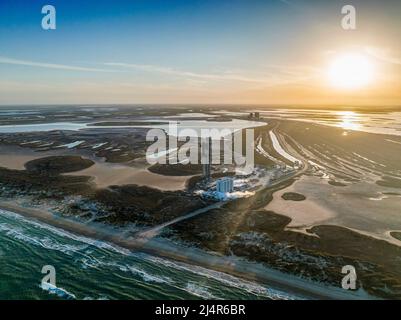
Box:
[0,0,400,106]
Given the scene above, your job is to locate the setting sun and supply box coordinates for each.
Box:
[327,53,375,90]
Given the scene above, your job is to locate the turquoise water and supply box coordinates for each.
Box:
[0,209,296,300]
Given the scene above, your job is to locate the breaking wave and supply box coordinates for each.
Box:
[0,222,87,255]
[39,282,76,299]
[145,256,300,300]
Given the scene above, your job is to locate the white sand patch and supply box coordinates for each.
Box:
[269,131,300,164]
[58,141,85,149]
[92,142,108,149]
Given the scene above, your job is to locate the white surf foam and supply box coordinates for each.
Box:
[0,222,87,255]
[39,282,76,299]
[184,282,219,299]
[0,209,130,255]
[146,256,300,300]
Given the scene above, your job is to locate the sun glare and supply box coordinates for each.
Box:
[327,53,375,89]
[337,110,361,131]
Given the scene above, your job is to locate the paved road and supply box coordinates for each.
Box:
[134,201,226,240]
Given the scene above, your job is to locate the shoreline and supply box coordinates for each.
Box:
[0,201,373,300]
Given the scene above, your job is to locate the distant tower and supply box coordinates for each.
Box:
[216,177,234,193]
[201,137,212,181]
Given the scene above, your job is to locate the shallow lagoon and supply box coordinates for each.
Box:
[0,119,266,136]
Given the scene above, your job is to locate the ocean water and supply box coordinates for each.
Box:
[0,209,297,300]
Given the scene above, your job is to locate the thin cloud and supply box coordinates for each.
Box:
[0,56,117,72]
[365,47,401,65]
[104,62,273,83]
